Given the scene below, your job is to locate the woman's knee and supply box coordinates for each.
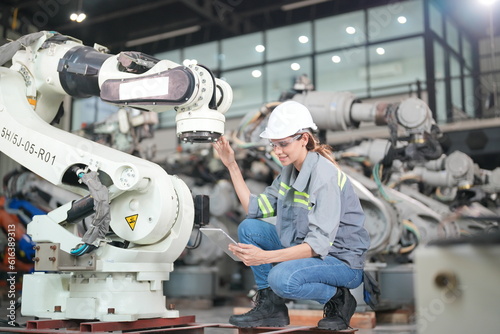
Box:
[268,264,298,298]
[268,268,287,297]
[346,269,364,289]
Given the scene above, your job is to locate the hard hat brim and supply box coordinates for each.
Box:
[259,128,297,139]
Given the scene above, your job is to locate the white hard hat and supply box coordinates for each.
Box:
[260,101,318,139]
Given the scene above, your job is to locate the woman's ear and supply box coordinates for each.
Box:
[301,133,309,146]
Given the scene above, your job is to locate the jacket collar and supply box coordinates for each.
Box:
[282,151,318,192]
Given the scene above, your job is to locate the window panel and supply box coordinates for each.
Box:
[434,41,445,80]
[221,32,264,70]
[265,57,312,101]
[463,38,473,69]
[464,75,475,117]
[450,55,463,117]
[429,3,443,39]
[267,22,312,62]
[315,48,367,95]
[446,21,460,54]
[154,49,182,64]
[368,38,425,96]
[315,11,366,52]
[368,0,424,42]
[435,81,447,123]
[223,68,264,118]
[184,42,219,69]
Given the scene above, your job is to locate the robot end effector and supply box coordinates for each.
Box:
[10,31,233,143]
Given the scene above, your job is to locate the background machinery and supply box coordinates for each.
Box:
[227,88,499,310]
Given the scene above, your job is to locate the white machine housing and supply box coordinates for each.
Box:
[0,31,232,321]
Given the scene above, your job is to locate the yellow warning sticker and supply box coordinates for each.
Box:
[125,214,138,231]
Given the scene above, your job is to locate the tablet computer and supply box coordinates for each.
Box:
[200,227,242,261]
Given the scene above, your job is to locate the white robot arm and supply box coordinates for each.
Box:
[7,31,232,142]
[0,31,232,321]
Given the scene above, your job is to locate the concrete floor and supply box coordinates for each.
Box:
[181,305,417,334]
[0,303,417,334]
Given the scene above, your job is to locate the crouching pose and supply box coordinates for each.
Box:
[212,101,370,330]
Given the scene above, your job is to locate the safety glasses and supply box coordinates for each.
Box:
[269,134,303,149]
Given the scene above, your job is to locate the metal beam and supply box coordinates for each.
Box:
[179,0,242,36]
[53,0,180,31]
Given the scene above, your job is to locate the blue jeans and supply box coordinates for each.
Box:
[238,218,363,305]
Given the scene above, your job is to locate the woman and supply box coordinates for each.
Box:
[212,101,370,330]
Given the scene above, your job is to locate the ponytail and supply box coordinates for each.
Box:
[304,132,338,167]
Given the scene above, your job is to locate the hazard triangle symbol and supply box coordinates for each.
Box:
[125,214,138,231]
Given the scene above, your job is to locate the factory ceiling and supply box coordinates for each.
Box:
[1,0,498,55]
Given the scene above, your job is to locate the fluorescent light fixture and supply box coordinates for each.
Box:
[397,16,407,24]
[376,47,385,55]
[70,0,86,23]
[291,63,301,70]
[76,13,86,22]
[331,55,341,63]
[70,12,86,22]
[126,25,201,47]
[255,45,265,52]
[252,70,262,78]
[282,0,330,11]
[298,35,309,43]
[346,26,356,34]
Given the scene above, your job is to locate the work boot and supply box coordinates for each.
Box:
[229,287,290,327]
[317,287,357,330]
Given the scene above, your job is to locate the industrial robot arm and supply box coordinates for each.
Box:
[6,31,232,142]
[0,31,232,321]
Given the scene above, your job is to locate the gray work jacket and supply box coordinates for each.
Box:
[247,151,370,269]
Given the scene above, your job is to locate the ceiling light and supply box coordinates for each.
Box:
[281,0,330,11]
[397,16,407,24]
[125,25,201,47]
[331,55,341,63]
[252,70,262,78]
[70,0,86,23]
[255,45,265,52]
[346,26,356,34]
[291,63,301,71]
[298,36,309,43]
[70,12,86,22]
[376,47,385,55]
[76,13,86,22]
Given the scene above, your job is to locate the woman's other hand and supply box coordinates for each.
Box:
[229,243,269,266]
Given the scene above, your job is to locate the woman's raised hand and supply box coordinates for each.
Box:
[212,135,236,168]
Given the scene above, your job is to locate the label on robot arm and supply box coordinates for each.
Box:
[1,126,57,165]
[119,76,169,100]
